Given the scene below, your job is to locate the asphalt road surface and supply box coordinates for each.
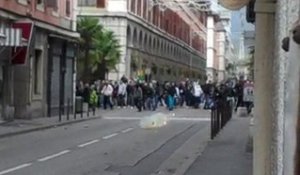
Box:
[0,109,211,175]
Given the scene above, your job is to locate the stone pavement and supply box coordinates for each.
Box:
[185,116,253,175]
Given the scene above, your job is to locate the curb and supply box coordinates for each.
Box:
[0,115,102,139]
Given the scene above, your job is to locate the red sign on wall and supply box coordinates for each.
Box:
[11,21,34,65]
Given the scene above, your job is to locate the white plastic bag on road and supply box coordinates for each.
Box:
[140,113,168,129]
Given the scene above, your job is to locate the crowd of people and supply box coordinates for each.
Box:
[76,76,251,113]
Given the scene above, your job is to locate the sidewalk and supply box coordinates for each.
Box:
[0,109,105,139]
[185,116,253,175]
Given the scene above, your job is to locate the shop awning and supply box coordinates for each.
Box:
[0,28,23,47]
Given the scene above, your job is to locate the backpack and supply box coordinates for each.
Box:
[134,88,143,99]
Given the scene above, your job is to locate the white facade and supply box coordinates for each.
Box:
[78,0,207,82]
[206,15,216,82]
[206,9,232,83]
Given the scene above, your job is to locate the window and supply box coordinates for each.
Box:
[33,50,42,95]
[78,0,105,7]
[37,0,43,5]
[66,0,71,17]
[78,0,96,6]
[96,0,105,8]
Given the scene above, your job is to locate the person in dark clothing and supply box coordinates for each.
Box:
[234,81,244,112]
[179,82,186,107]
[185,82,193,107]
[134,84,143,112]
[144,83,155,110]
[82,84,90,103]
[154,82,162,110]
[127,82,135,108]
[167,83,176,111]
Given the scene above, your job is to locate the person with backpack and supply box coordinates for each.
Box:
[134,84,143,112]
[89,85,98,114]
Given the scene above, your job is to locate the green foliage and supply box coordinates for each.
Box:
[77,17,121,82]
[245,48,255,80]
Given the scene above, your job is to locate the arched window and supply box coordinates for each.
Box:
[127,26,132,46]
[133,28,138,47]
[139,31,143,48]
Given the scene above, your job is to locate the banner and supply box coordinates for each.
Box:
[243,81,254,102]
[11,21,34,64]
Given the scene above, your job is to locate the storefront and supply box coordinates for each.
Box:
[47,36,77,117]
[0,21,23,120]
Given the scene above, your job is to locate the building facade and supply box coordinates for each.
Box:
[78,0,207,82]
[206,9,232,83]
[0,0,79,120]
[252,0,300,174]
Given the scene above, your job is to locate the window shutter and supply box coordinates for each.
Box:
[45,0,57,9]
[97,0,105,8]
[66,0,71,16]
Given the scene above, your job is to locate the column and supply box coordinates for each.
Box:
[253,0,276,174]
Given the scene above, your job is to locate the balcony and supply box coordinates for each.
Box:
[78,0,105,7]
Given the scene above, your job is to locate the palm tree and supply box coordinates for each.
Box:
[77,17,121,81]
[92,30,121,80]
[77,17,102,82]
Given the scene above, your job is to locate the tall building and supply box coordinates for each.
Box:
[78,0,207,82]
[0,0,79,120]
[206,3,232,83]
[230,7,254,79]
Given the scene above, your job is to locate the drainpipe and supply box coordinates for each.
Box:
[253,0,277,175]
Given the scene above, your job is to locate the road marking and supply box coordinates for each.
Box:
[102,133,118,140]
[0,163,32,175]
[103,116,210,122]
[78,139,99,148]
[121,128,134,133]
[38,150,70,162]
[170,118,211,121]
[103,117,140,120]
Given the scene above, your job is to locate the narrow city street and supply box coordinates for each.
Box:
[0,109,211,175]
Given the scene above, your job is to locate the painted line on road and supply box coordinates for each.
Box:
[103,117,140,120]
[38,150,70,162]
[0,163,32,175]
[103,116,210,122]
[121,128,134,133]
[170,118,211,121]
[78,139,99,148]
[102,133,118,140]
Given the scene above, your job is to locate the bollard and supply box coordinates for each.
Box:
[74,109,76,120]
[87,104,90,117]
[59,106,62,122]
[211,109,215,139]
[67,98,70,121]
[81,101,83,118]
[93,105,95,116]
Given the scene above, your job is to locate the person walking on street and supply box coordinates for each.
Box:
[134,84,143,112]
[89,85,98,114]
[127,81,135,109]
[101,81,114,110]
[118,81,127,108]
[167,82,176,111]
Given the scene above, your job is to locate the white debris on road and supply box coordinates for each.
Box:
[140,113,169,129]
